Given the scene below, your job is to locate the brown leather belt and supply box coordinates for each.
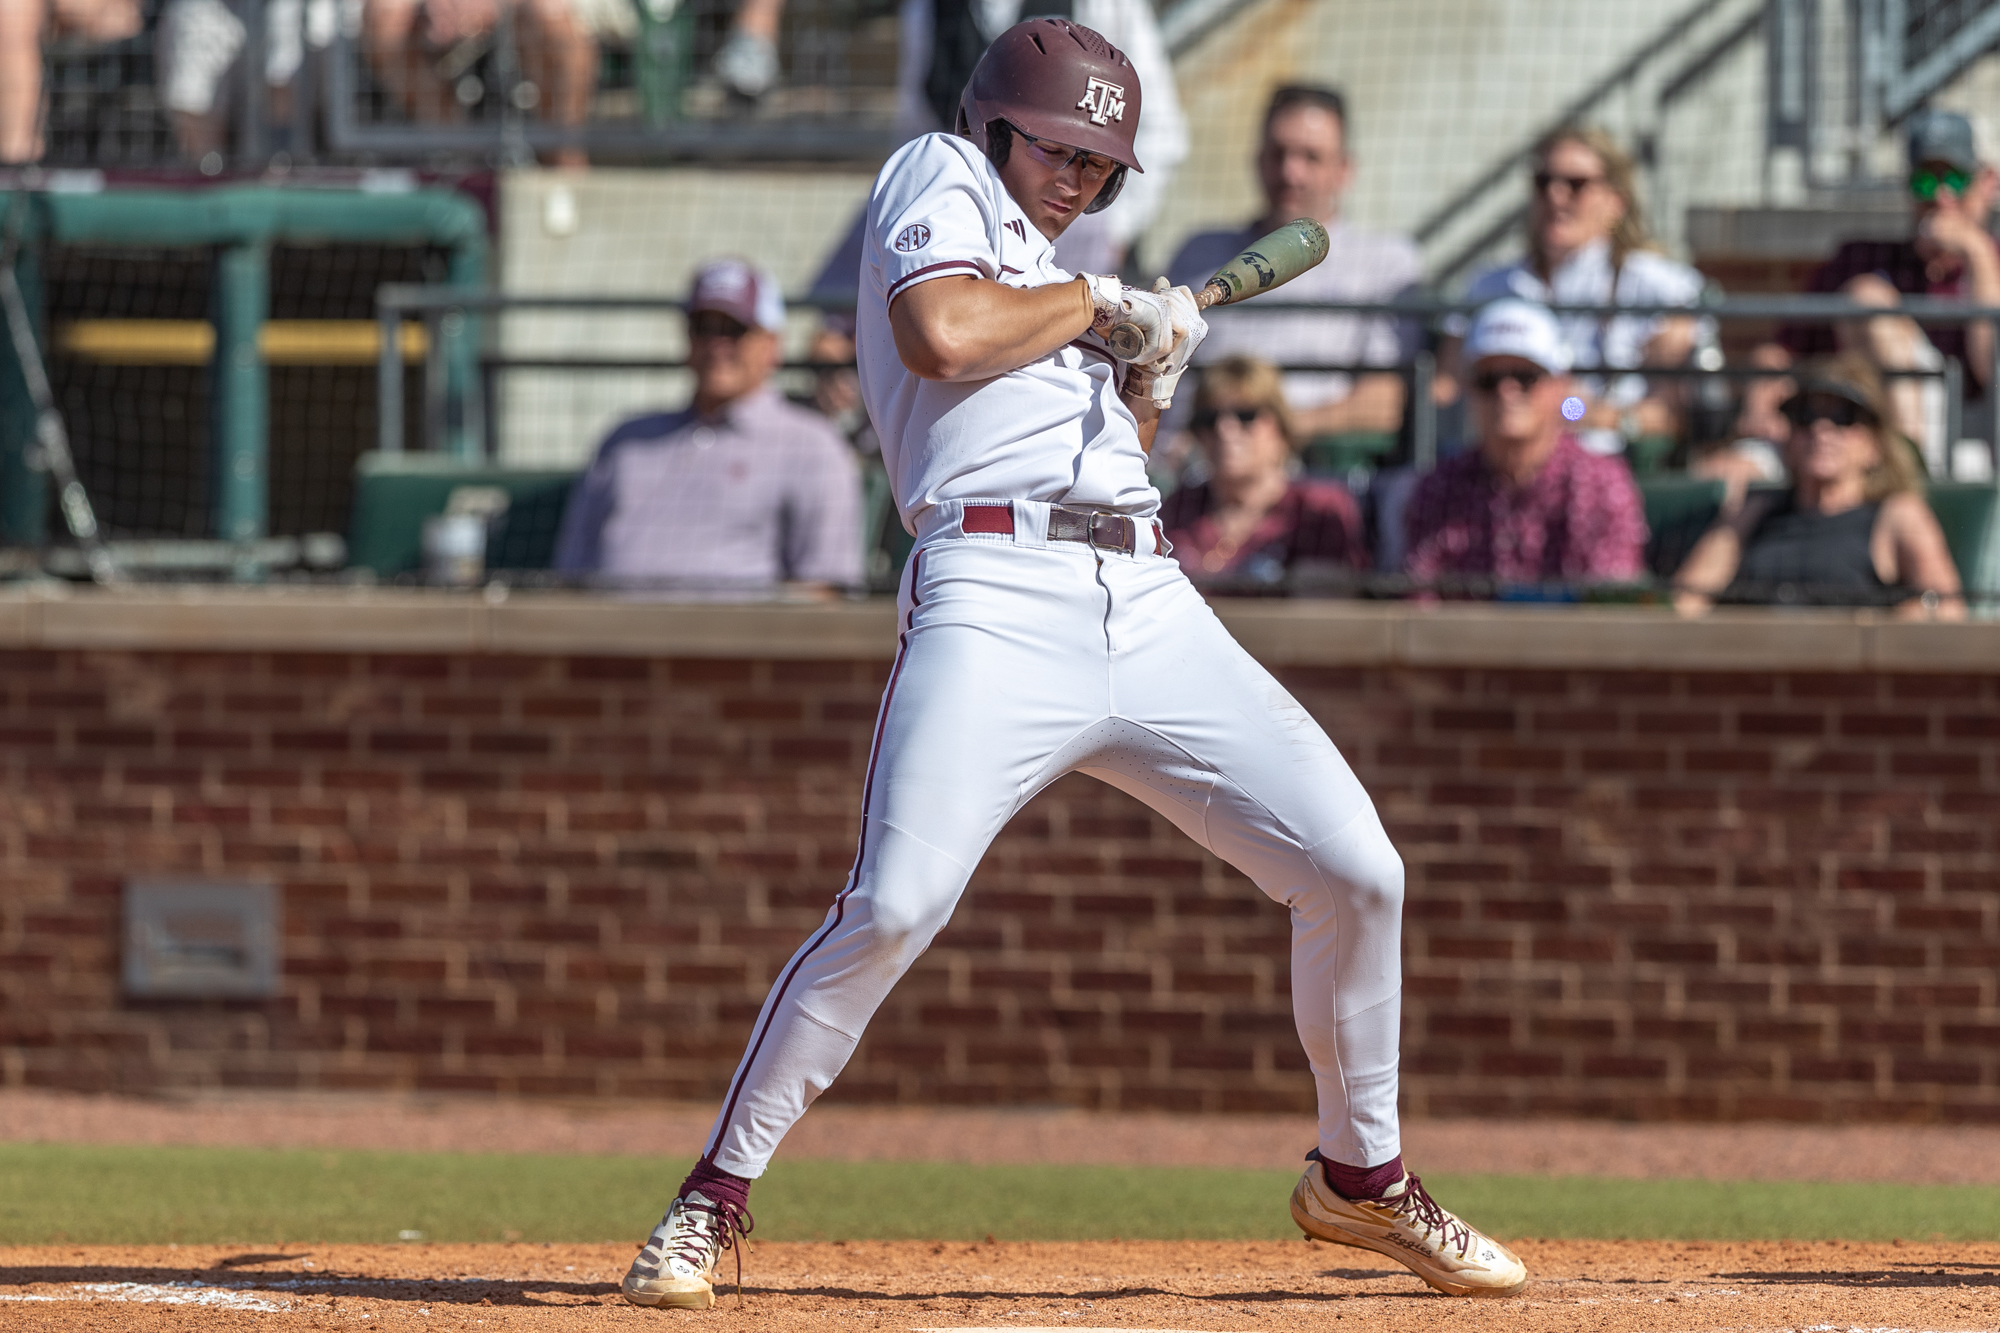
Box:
[961,502,1164,556]
[1048,506,1143,554]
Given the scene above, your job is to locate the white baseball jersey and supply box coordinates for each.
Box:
[856,132,1162,533]
[684,129,1413,1200]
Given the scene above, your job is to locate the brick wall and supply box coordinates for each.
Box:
[1,647,1996,1123]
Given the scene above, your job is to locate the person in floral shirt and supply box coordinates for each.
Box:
[1159,356,1367,588]
[1403,299,1647,588]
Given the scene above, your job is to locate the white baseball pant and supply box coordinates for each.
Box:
[701,500,1406,1175]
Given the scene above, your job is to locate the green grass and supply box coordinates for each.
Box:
[1,1144,1996,1245]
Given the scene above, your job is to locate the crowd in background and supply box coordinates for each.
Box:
[553,68,1981,618]
[0,0,1990,615]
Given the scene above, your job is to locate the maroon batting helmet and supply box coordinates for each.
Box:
[956,18,1142,214]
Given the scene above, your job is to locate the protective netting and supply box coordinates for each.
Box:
[39,242,437,539]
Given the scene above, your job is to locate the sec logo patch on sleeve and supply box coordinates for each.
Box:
[894,224,931,253]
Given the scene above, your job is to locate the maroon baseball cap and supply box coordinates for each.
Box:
[686,258,786,332]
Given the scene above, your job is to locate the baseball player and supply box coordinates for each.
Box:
[621,18,1528,1307]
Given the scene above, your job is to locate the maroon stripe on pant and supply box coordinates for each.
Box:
[702,548,926,1162]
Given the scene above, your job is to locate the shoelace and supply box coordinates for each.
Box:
[670,1195,755,1299]
[1385,1173,1475,1258]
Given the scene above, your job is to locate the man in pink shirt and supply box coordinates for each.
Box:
[1403,299,1647,589]
[553,258,864,592]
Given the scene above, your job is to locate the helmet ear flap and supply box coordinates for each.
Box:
[1084,164,1127,214]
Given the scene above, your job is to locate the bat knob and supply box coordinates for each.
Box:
[1106,322,1148,361]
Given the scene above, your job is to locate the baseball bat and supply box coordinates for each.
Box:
[1105,217,1331,361]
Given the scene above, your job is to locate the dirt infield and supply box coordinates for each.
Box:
[1,1240,1996,1332]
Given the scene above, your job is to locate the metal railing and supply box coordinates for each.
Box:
[375,285,2000,473]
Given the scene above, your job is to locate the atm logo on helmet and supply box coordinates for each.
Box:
[1076,76,1126,127]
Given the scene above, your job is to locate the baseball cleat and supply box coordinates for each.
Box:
[621,1191,752,1309]
[1290,1162,1529,1297]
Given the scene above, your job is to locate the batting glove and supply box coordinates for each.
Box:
[1083,275,1176,363]
[1134,278,1207,409]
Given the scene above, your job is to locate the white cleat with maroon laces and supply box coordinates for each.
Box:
[621,1192,750,1309]
[1291,1164,1529,1297]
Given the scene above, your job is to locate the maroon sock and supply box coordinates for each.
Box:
[679,1159,753,1216]
[1309,1148,1404,1201]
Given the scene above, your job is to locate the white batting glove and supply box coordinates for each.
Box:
[1136,277,1207,409]
[1084,275,1207,408]
[1083,274,1176,363]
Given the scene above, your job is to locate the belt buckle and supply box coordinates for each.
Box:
[1086,512,1132,554]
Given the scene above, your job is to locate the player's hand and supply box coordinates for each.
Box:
[1083,275,1179,363]
[1135,278,1207,409]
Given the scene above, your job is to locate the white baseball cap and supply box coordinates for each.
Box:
[686,257,787,333]
[1463,298,1572,375]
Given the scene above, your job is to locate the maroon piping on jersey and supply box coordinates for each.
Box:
[702,547,927,1163]
[885,260,985,304]
[1066,339,1114,365]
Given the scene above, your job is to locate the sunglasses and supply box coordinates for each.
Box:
[1192,406,1267,433]
[1472,368,1546,394]
[1015,128,1117,183]
[689,312,752,340]
[1910,166,1973,201]
[1532,171,1605,197]
[1781,397,1874,429]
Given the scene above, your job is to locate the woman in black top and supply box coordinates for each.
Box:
[1673,353,1963,617]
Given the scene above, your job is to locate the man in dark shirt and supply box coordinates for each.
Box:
[1781,110,2000,467]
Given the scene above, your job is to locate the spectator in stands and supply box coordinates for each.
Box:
[1166,84,1420,442]
[553,258,864,591]
[1780,110,2000,477]
[1159,356,1367,587]
[157,0,362,165]
[1447,125,1706,456]
[1672,353,1962,617]
[363,0,599,166]
[1404,300,1647,587]
[0,0,140,163]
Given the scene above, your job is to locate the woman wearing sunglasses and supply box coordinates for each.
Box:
[1445,126,1706,457]
[1157,356,1366,586]
[1672,354,1962,617]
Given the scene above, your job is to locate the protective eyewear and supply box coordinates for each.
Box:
[1472,368,1547,394]
[1532,171,1604,198]
[689,311,753,340]
[1910,166,1973,201]
[1192,406,1267,433]
[1781,395,1875,429]
[1015,129,1117,183]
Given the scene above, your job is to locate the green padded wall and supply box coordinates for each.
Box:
[348,452,579,577]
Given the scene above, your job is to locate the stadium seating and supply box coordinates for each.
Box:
[1302,432,1399,476]
[1635,475,2000,599]
[1637,475,1727,580]
[1926,482,2000,601]
[348,453,579,577]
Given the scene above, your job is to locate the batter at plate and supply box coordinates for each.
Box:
[620,16,1529,1308]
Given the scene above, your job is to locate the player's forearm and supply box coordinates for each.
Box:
[1119,381,1162,453]
[890,275,1093,382]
